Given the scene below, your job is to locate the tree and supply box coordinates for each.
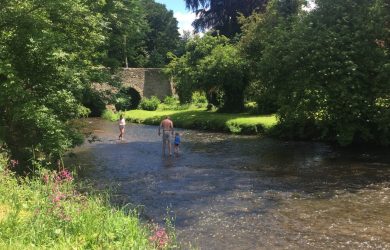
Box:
[165,34,229,103]
[165,34,248,112]
[96,0,148,68]
[185,0,268,37]
[239,0,303,114]
[0,0,105,165]
[197,44,249,112]
[241,0,390,145]
[142,0,181,67]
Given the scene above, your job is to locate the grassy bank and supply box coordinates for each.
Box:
[0,164,175,249]
[103,108,278,135]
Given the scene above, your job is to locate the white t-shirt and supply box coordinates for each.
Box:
[119,118,126,126]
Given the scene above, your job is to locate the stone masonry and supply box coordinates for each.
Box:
[118,68,174,99]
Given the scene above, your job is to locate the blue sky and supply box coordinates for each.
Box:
[154,0,196,35]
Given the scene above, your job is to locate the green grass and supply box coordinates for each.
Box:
[0,167,175,249]
[103,108,278,135]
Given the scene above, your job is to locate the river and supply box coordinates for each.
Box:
[66,118,390,249]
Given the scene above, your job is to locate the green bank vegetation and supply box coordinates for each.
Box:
[0,156,176,249]
[164,0,390,146]
[103,107,278,135]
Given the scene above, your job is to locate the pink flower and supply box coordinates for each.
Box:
[149,226,169,248]
[55,169,73,183]
[52,192,66,203]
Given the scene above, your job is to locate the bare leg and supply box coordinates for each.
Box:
[168,141,172,156]
[120,128,124,140]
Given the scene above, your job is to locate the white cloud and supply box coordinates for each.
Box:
[174,11,196,36]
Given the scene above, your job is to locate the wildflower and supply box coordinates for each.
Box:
[55,169,73,182]
[52,192,66,204]
[149,227,169,248]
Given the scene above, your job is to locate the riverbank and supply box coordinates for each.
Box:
[0,164,174,249]
[103,109,278,135]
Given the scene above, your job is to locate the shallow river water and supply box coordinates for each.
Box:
[67,118,390,249]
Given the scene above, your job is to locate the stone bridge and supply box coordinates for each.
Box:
[118,68,174,99]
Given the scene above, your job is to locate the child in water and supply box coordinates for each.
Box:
[118,114,126,140]
[174,132,181,155]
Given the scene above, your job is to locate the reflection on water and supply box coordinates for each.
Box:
[66,118,390,249]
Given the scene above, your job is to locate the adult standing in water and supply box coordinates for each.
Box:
[158,116,174,156]
[118,114,126,140]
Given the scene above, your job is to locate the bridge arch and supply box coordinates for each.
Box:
[118,68,174,99]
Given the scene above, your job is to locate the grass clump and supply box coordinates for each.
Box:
[0,162,176,249]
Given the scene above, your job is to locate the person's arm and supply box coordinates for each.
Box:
[171,121,174,135]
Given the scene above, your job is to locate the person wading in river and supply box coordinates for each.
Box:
[118,114,126,141]
[158,116,174,156]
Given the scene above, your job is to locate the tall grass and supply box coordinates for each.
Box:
[0,163,175,249]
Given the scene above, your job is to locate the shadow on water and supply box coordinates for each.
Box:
[66,118,390,249]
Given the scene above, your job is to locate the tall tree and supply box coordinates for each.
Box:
[143,0,181,67]
[96,0,148,68]
[185,0,268,37]
[0,0,105,165]
[241,0,390,145]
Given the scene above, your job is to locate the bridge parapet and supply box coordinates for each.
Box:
[118,68,173,99]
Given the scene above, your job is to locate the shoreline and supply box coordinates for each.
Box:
[102,109,278,135]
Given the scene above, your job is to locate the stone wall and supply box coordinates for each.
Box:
[118,68,173,99]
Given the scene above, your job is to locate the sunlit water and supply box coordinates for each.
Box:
[66,118,390,249]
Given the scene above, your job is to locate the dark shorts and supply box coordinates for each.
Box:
[163,132,171,143]
[119,125,125,130]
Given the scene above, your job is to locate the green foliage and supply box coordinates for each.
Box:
[184,0,268,37]
[191,91,208,108]
[0,0,105,163]
[96,0,148,68]
[240,0,390,145]
[102,110,119,122]
[165,34,229,104]
[0,167,177,249]
[142,0,181,67]
[114,88,138,112]
[165,34,248,112]
[196,44,249,112]
[103,105,278,134]
[139,96,161,111]
[163,96,179,106]
[119,108,278,135]
[82,88,107,117]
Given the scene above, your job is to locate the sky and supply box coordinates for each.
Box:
[154,0,196,35]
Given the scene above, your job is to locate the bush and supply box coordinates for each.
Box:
[82,88,107,117]
[244,102,258,114]
[101,110,118,121]
[139,96,161,111]
[191,91,208,108]
[163,96,179,106]
[114,94,132,112]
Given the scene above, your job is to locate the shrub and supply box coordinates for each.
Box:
[191,91,208,108]
[101,110,118,122]
[163,96,179,106]
[139,96,161,111]
[82,88,107,117]
[114,95,132,112]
